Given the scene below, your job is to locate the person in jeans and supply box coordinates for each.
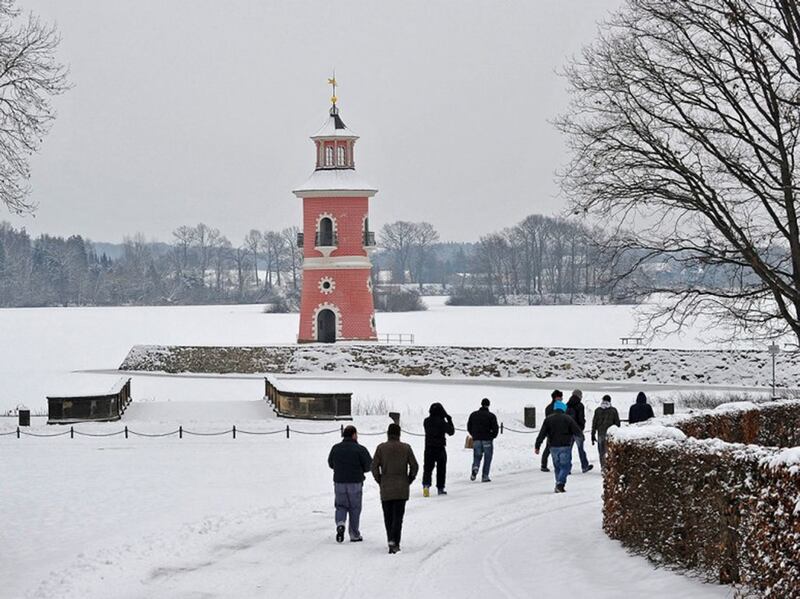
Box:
[327,425,372,543]
[371,423,419,554]
[591,394,620,470]
[467,397,499,482]
[534,400,584,492]
[422,402,455,496]
[540,390,562,472]
[566,389,593,473]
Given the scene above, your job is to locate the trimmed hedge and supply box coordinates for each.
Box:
[604,401,800,597]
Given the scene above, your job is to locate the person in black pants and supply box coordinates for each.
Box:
[371,423,419,554]
[540,390,562,472]
[422,402,455,496]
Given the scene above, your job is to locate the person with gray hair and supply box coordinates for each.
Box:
[327,425,372,543]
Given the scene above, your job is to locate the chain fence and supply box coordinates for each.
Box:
[2,421,540,440]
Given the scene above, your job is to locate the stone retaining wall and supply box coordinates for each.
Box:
[119,344,800,388]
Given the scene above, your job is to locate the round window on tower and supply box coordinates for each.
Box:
[319,276,336,295]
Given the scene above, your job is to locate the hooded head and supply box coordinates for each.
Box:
[481,398,490,408]
[342,425,357,439]
[553,400,567,413]
[636,392,648,404]
[571,389,583,401]
[387,423,401,439]
[429,402,446,418]
[600,394,612,408]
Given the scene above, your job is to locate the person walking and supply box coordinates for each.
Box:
[467,397,499,482]
[422,402,455,496]
[566,389,593,473]
[540,390,563,472]
[628,391,655,424]
[534,399,584,493]
[327,425,372,543]
[591,394,620,470]
[371,423,419,554]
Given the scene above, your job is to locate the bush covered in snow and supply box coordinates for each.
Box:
[604,400,800,596]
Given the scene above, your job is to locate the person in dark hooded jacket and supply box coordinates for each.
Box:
[566,390,593,473]
[422,402,455,496]
[628,391,655,424]
[540,390,563,472]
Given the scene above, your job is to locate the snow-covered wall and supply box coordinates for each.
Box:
[119,344,800,388]
[604,401,800,596]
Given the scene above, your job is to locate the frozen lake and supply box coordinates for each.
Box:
[0,298,744,414]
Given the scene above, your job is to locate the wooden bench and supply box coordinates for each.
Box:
[620,337,644,345]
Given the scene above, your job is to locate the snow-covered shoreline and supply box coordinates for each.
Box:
[120,343,800,388]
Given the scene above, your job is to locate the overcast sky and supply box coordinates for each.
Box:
[5,0,623,244]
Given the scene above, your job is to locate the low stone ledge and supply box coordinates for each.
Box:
[119,344,800,388]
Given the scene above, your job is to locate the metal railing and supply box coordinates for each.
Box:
[315,231,338,247]
[378,333,415,344]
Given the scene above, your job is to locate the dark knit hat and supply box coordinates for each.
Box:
[481,398,490,407]
[602,394,612,402]
[342,425,357,438]
[551,389,563,400]
[572,389,583,400]
[387,423,401,438]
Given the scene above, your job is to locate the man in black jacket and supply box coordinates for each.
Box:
[328,425,372,543]
[540,390,562,472]
[534,400,584,493]
[566,389,593,473]
[422,402,455,496]
[467,398,499,482]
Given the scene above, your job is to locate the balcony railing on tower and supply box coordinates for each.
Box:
[363,231,376,247]
[315,231,338,247]
[296,232,304,248]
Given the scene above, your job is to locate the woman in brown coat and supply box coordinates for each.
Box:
[371,423,419,554]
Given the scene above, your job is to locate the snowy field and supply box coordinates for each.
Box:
[0,297,759,414]
[0,299,749,597]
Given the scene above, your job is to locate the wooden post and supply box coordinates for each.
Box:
[179,425,183,439]
[500,422,504,434]
[340,423,344,435]
[286,425,290,439]
[124,426,128,439]
[16,426,19,439]
[232,425,236,439]
[70,426,74,439]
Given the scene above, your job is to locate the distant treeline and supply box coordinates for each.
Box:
[0,214,647,308]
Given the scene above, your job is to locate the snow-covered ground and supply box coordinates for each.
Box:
[0,298,770,414]
[0,299,751,596]
[2,399,730,599]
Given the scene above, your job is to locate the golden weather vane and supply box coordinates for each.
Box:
[328,71,337,106]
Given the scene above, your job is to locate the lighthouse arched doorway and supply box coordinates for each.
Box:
[316,309,336,343]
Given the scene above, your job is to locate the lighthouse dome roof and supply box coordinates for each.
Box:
[311,108,359,140]
[293,168,377,197]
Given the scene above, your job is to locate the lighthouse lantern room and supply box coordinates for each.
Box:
[293,78,378,343]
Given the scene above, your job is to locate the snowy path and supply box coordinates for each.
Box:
[3,426,731,599]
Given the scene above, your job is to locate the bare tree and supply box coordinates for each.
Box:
[281,226,301,290]
[244,229,261,288]
[380,221,419,283]
[172,225,195,276]
[233,245,251,300]
[411,221,440,290]
[0,2,69,214]
[558,0,800,342]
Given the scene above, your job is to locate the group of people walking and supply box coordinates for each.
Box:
[327,392,654,553]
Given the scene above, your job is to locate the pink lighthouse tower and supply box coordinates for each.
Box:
[293,77,378,343]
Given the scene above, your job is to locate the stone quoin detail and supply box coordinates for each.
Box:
[292,79,378,343]
[318,276,336,295]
